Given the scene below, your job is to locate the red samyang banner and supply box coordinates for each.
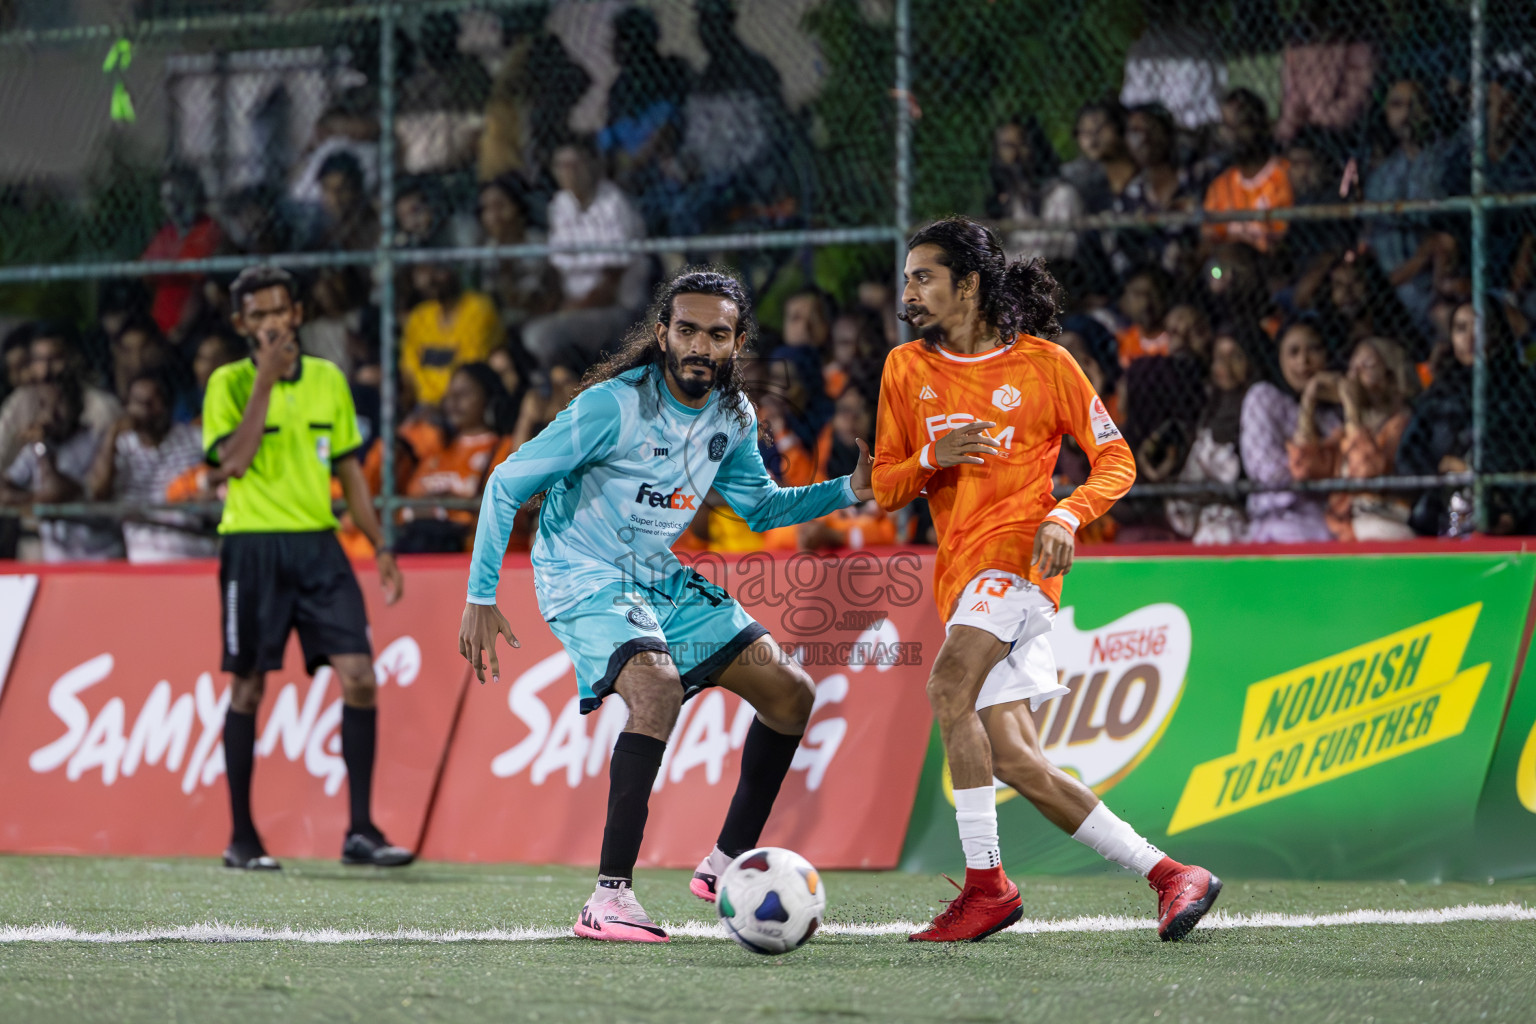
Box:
[0,562,470,858]
[420,550,939,869]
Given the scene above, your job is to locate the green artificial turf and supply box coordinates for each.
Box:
[2,856,1534,1023]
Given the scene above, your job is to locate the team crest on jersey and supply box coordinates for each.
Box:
[707,431,728,462]
[991,383,1022,411]
[919,384,937,401]
[626,605,659,631]
[1090,395,1123,443]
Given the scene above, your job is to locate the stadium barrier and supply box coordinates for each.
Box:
[0,544,1532,878]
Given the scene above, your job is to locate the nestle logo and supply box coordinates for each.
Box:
[634,481,697,510]
[1090,627,1168,665]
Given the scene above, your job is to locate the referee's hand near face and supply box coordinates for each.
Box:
[219,279,403,605]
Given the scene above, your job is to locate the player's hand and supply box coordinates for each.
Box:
[459,602,520,685]
[849,438,875,501]
[254,329,300,381]
[934,420,1001,467]
[376,551,404,606]
[1031,519,1075,579]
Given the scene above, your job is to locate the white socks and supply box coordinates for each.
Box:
[1071,802,1165,877]
[953,786,1002,870]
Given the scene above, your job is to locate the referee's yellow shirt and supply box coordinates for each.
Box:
[203,355,363,534]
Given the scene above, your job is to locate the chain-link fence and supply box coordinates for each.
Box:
[0,0,1531,560]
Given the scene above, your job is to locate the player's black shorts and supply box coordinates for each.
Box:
[218,531,371,675]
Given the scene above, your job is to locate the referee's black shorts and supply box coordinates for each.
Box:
[219,531,371,675]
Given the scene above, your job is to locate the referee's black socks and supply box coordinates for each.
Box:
[598,731,667,882]
[717,718,803,858]
[341,705,379,839]
[223,710,260,849]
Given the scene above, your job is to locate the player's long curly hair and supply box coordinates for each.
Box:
[905,217,1061,345]
[578,266,756,430]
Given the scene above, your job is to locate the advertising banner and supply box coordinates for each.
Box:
[0,564,469,858]
[419,551,937,869]
[1472,598,1536,878]
[900,554,1536,881]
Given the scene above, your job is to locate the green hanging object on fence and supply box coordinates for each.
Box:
[110,81,136,123]
[104,38,135,122]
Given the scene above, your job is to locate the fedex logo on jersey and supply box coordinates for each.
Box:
[634,481,698,510]
[925,413,1014,456]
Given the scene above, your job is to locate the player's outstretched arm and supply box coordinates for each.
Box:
[1044,351,1135,538]
[459,603,520,685]
[712,417,861,532]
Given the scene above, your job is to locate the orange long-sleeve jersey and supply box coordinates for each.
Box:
[872,334,1136,618]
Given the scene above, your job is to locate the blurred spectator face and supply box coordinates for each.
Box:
[1385,81,1428,146]
[1125,110,1171,170]
[1075,109,1120,162]
[1210,335,1252,391]
[411,264,460,305]
[126,378,171,438]
[1057,330,1106,394]
[320,169,362,222]
[783,294,830,349]
[832,387,873,444]
[1348,339,1392,400]
[478,184,527,244]
[830,314,865,367]
[36,382,83,443]
[1287,144,1322,195]
[28,335,73,385]
[1329,261,1367,317]
[115,327,168,395]
[488,347,521,395]
[552,146,598,203]
[1119,272,1166,330]
[194,335,243,392]
[395,191,435,241]
[1278,325,1327,393]
[5,342,30,389]
[160,175,202,230]
[1451,303,1477,367]
[443,369,490,435]
[1164,304,1212,359]
[994,122,1028,168]
[1219,99,1264,157]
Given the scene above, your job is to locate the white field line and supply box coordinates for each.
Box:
[2,903,1533,944]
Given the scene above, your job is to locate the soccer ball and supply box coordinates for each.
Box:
[716,847,826,955]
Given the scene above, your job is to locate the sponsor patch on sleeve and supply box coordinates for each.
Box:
[1089,395,1122,444]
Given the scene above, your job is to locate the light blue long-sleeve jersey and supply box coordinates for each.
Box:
[467,365,858,618]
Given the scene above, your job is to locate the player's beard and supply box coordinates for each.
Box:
[901,303,948,346]
[666,347,728,400]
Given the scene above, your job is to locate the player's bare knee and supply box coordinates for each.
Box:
[229,674,265,715]
[925,669,981,726]
[761,664,816,735]
[992,745,1052,795]
[331,656,377,708]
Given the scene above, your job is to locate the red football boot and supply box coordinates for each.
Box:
[909,869,1023,942]
[1149,858,1222,942]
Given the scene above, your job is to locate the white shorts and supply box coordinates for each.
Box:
[946,570,1070,712]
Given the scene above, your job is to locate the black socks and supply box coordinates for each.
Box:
[716,718,803,858]
[223,710,258,849]
[598,731,668,881]
[341,705,378,838]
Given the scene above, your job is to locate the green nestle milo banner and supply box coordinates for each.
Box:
[900,554,1536,880]
[1474,647,1536,879]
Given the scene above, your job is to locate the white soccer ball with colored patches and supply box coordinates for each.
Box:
[716,847,826,955]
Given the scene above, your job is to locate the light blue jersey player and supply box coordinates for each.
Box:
[460,268,873,943]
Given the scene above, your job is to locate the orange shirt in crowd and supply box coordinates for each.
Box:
[1287,410,1411,542]
[1202,156,1294,253]
[402,431,515,530]
[1115,324,1171,366]
[872,335,1136,617]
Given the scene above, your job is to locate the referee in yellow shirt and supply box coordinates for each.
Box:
[206,265,411,870]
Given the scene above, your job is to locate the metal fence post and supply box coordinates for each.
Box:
[893,0,912,343]
[377,5,398,548]
[1470,0,1488,533]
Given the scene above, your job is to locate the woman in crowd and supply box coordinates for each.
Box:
[1398,300,1536,535]
[395,363,516,553]
[1288,335,1417,540]
[1168,326,1263,544]
[1240,315,1339,542]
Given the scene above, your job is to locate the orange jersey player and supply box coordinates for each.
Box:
[873,217,1221,944]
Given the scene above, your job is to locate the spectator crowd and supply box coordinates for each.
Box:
[0,0,1533,561]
